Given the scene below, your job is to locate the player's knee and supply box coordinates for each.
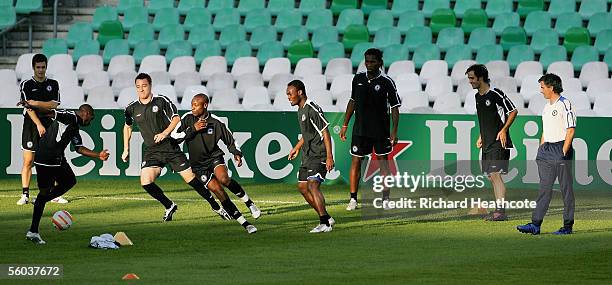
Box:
[217,175,230,186]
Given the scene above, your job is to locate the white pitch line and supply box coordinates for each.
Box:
[0,194,301,204]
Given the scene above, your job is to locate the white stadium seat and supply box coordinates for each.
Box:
[547,61,574,81]
[334,90,352,110]
[152,84,179,104]
[395,73,422,98]
[111,70,138,96]
[563,78,583,93]
[387,60,415,80]
[579,62,608,87]
[268,73,295,97]
[424,76,453,101]
[294,58,322,78]
[242,86,271,109]
[180,85,209,110]
[50,70,78,88]
[400,91,429,111]
[15,53,34,80]
[76,55,103,80]
[419,60,448,84]
[593,93,612,117]
[528,94,548,115]
[0,85,21,107]
[149,70,171,86]
[82,71,110,94]
[520,74,543,101]
[491,76,518,93]
[514,61,542,86]
[211,89,241,110]
[173,71,202,98]
[324,58,352,83]
[301,74,327,93]
[59,86,85,109]
[117,87,138,108]
[47,54,73,77]
[168,56,196,81]
[273,90,294,111]
[107,55,135,81]
[485,60,510,80]
[562,91,591,112]
[199,56,227,81]
[262,58,290,82]
[236,73,264,98]
[87,86,119,109]
[0,69,17,87]
[507,92,525,109]
[586,79,612,103]
[139,55,167,74]
[450,60,476,85]
[330,74,354,100]
[231,57,260,78]
[433,92,463,113]
[308,89,334,106]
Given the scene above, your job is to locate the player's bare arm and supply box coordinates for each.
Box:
[340,99,355,141]
[563,127,575,156]
[122,124,132,162]
[322,129,334,172]
[154,116,179,143]
[288,138,304,160]
[496,109,518,148]
[77,146,110,161]
[25,100,59,110]
[390,106,400,146]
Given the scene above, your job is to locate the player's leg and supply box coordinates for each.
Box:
[27,164,55,244]
[140,166,177,221]
[519,145,556,234]
[306,163,333,233]
[347,156,362,210]
[46,160,77,201]
[554,148,574,235]
[376,154,392,203]
[214,162,260,218]
[486,172,508,221]
[208,178,257,234]
[297,166,317,208]
[182,167,230,220]
[18,150,34,205]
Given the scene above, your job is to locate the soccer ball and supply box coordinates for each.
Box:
[52,210,73,230]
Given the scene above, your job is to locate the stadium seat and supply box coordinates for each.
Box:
[492,12,519,35]
[116,81,137,102]
[127,23,154,48]
[207,0,234,15]
[72,39,100,64]
[152,84,178,103]
[367,9,394,35]
[219,24,246,48]
[530,28,559,54]
[262,58,291,81]
[433,92,464,113]
[436,27,464,51]
[586,79,612,103]
[306,9,333,33]
[244,9,271,32]
[422,0,450,17]
[147,0,174,15]
[312,26,339,50]
[92,6,118,30]
[336,9,364,33]
[225,41,253,65]
[564,90,592,113]
[578,0,607,19]
[391,0,418,16]
[461,9,488,34]
[0,5,16,30]
[294,58,322,78]
[396,73,423,97]
[593,93,612,117]
[268,73,295,96]
[139,54,166,74]
[0,69,16,88]
[563,77,583,92]
[564,27,591,53]
[454,0,481,18]
[491,76,518,93]
[177,0,204,15]
[329,73,353,99]
[187,25,215,46]
[571,46,599,71]
[605,47,612,70]
[281,25,309,48]
[213,8,240,31]
[183,8,212,31]
[324,58,351,83]
[132,40,159,64]
[554,12,583,36]
[237,0,265,15]
[514,61,543,86]
[75,54,103,80]
[331,0,358,16]
[387,60,415,80]
[539,45,568,68]
[361,0,387,15]
[486,60,511,79]
[231,57,260,78]
[210,89,241,110]
[199,56,227,81]
[507,45,535,70]
[595,29,612,53]
[579,62,608,87]
[97,20,124,47]
[528,93,549,114]
[475,44,503,64]
[0,84,20,107]
[412,43,441,69]
[420,60,448,84]
[272,91,294,111]
[400,91,429,112]
[467,27,495,52]
[430,8,456,34]
[236,73,264,98]
[82,71,110,95]
[444,44,472,67]
[158,24,184,49]
[242,86,271,109]
[517,0,544,17]
[318,42,346,66]
[588,12,612,37]
[152,7,179,31]
[256,41,285,64]
[42,38,67,57]
[267,0,293,15]
[308,89,334,106]
[341,24,369,51]
[350,42,375,67]
[102,39,129,65]
[425,76,453,101]
[302,74,327,93]
[122,6,148,31]
[58,85,84,109]
[383,44,410,68]
[167,54,195,79]
[287,39,314,65]
[180,85,208,109]
[404,26,432,51]
[547,0,576,18]
[117,0,143,14]
[250,26,278,49]
[547,61,575,81]
[15,53,34,80]
[88,86,119,109]
[450,59,476,85]
[524,11,551,36]
[397,11,425,34]
[373,27,402,49]
[297,0,324,14]
[111,71,136,95]
[485,0,513,18]
[147,71,170,87]
[194,40,222,65]
[274,9,302,32]
[107,55,135,81]
[66,22,93,48]
[500,27,527,51]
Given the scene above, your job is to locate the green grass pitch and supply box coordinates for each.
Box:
[1,178,612,284]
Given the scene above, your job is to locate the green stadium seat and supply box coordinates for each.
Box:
[391,0,418,17]
[92,6,118,30]
[257,40,284,63]
[578,0,607,19]
[268,0,294,15]
[595,29,612,53]
[383,44,409,67]
[467,27,495,51]
[507,45,535,69]
[553,12,582,36]
[237,0,265,15]
[336,9,364,33]
[194,40,221,64]
[177,0,204,15]
[117,0,143,14]
[548,0,577,18]
[564,27,590,53]
[306,9,333,33]
[476,44,503,63]
[183,8,212,31]
[318,42,345,66]
[444,44,473,66]
[274,9,302,32]
[397,11,425,34]
[588,13,612,37]
[66,22,93,48]
[422,0,450,17]
[524,11,552,36]
[147,0,174,15]
[298,0,325,14]
[361,0,387,15]
[531,28,560,53]
[122,6,148,31]
[367,9,394,35]
[224,40,252,65]
[571,45,599,71]
[165,40,193,63]
[436,27,464,51]
[281,25,309,48]
[350,42,376,67]
[244,8,271,32]
[287,39,314,64]
[133,40,160,64]
[207,0,233,15]
[102,39,129,64]
[127,22,154,47]
[0,6,16,30]
[604,47,612,70]
[373,27,401,49]
[187,25,215,46]
[412,43,441,68]
[517,0,544,17]
[14,0,41,14]
[72,39,100,63]
[342,24,369,50]
[430,8,456,34]
[539,45,567,68]
[312,26,339,50]
[485,0,512,18]
[213,8,240,31]
[404,26,432,51]
[461,9,488,34]
[331,0,358,16]
[453,0,482,18]
[492,12,519,35]
[219,24,246,48]
[97,20,124,47]
[500,26,527,51]
[158,24,184,49]
[152,7,179,31]
[250,26,278,48]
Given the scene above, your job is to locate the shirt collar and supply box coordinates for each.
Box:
[365,69,384,81]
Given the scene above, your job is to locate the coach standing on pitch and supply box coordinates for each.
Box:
[517,74,576,235]
[339,48,401,210]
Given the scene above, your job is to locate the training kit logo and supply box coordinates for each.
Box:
[362,140,413,182]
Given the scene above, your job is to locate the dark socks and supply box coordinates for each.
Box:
[188,178,220,210]
[320,214,331,226]
[227,179,253,206]
[350,192,357,200]
[142,183,173,209]
[221,199,252,228]
[23,187,29,196]
[29,193,48,233]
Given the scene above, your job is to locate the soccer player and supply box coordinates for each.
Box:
[466,64,517,221]
[518,74,576,235]
[23,104,109,244]
[172,94,259,234]
[339,48,401,210]
[17,53,68,205]
[122,73,230,222]
[286,80,335,233]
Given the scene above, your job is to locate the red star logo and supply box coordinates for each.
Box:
[362,140,413,182]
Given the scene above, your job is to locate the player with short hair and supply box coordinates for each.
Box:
[172,94,259,234]
[22,104,110,244]
[122,73,230,222]
[286,80,335,233]
[339,48,401,210]
[466,64,518,221]
[18,53,68,205]
[518,74,576,235]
